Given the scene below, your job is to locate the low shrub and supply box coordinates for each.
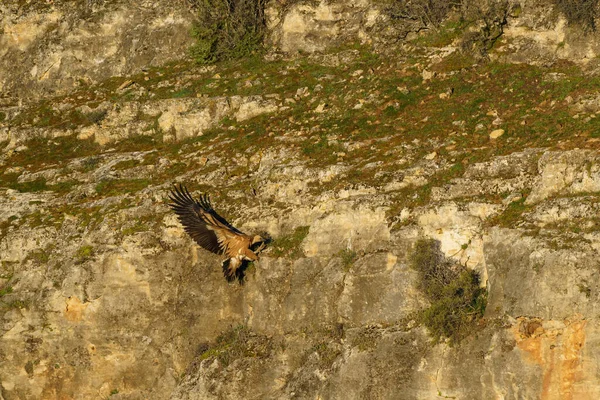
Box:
[385,0,461,28]
[553,0,598,31]
[410,238,487,345]
[190,0,267,64]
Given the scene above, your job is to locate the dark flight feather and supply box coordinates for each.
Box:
[169,184,226,254]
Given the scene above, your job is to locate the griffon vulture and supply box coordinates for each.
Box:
[168,184,269,282]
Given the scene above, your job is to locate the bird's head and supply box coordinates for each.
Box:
[250,232,272,254]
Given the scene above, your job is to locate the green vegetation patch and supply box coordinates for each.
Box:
[10,101,107,130]
[7,177,48,193]
[112,159,141,171]
[95,178,151,197]
[121,212,164,237]
[410,238,487,345]
[0,173,79,194]
[487,192,533,228]
[553,0,598,31]
[2,135,101,173]
[413,18,469,48]
[76,245,94,263]
[190,0,267,64]
[0,285,13,297]
[198,325,272,367]
[0,272,26,311]
[270,226,310,258]
[310,341,342,370]
[337,249,358,272]
[26,248,51,264]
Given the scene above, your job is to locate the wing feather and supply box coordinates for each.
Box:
[168,184,244,255]
[194,190,244,234]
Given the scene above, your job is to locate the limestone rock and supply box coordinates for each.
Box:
[489,128,505,139]
[234,97,279,122]
[527,150,600,204]
[302,206,390,257]
[0,1,195,100]
[266,0,391,54]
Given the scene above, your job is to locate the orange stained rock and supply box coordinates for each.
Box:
[512,315,592,400]
[64,296,88,322]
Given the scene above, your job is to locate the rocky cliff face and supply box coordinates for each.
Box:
[2,0,600,399]
[0,0,194,101]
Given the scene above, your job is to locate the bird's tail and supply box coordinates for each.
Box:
[221,259,238,283]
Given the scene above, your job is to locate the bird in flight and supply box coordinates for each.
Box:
[168,184,269,282]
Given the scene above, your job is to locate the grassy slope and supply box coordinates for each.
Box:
[2,22,600,236]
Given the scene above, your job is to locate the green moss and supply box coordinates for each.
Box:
[413,18,469,47]
[0,272,26,311]
[76,245,94,263]
[350,326,382,352]
[48,180,80,194]
[10,101,106,130]
[0,172,19,189]
[121,213,163,237]
[121,221,148,237]
[81,156,101,172]
[10,177,78,195]
[171,88,194,98]
[77,206,104,230]
[311,341,341,369]
[6,299,27,309]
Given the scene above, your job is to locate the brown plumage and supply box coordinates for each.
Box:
[168,184,268,282]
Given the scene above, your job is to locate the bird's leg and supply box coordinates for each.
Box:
[254,242,267,254]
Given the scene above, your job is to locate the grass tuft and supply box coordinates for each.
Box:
[338,249,358,272]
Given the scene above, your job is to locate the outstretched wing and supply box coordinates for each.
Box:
[168,184,244,255]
